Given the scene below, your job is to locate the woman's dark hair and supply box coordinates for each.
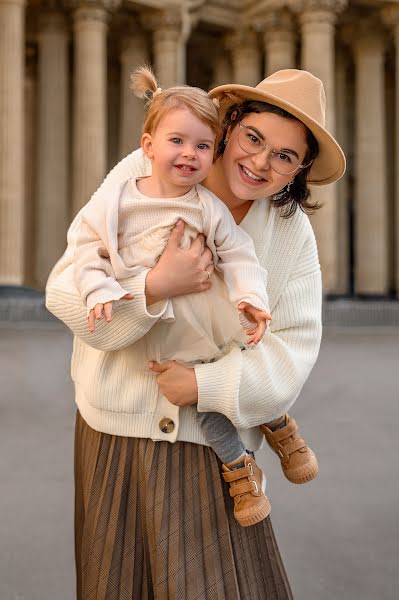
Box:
[216,100,320,217]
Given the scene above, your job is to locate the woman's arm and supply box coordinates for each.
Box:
[195,268,322,428]
[149,231,322,423]
[46,261,168,352]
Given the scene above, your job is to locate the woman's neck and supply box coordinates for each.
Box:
[202,158,253,224]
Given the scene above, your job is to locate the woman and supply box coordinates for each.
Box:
[46,69,345,599]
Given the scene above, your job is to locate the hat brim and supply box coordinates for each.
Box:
[209,83,346,186]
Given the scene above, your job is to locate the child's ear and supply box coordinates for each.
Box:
[141,133,154,160]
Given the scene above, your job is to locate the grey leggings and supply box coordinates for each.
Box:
[195,406,246,465]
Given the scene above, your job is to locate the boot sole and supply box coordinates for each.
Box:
[237,497,272,527]
[284,465,319,484]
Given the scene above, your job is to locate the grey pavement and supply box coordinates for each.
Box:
[0,323,398,600]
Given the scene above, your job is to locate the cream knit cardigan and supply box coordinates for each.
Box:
[46,150,322,451]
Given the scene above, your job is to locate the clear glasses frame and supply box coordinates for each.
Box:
[237,123,311,176]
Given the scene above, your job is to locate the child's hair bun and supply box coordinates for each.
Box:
[130,65,160,104]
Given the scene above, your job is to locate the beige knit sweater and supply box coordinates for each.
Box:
[46,149,322,451]
[74,177,269,316]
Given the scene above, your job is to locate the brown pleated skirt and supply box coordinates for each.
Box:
[74,411,293,600]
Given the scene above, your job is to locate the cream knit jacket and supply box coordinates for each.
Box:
[46,149,322,451]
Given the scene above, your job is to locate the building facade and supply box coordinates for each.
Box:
[0,0,398,297]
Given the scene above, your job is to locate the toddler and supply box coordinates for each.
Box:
[73,66,318,527]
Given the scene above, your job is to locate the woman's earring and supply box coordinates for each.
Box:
[286,180,293,193]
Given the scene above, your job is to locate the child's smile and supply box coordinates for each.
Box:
[139,107,215,198]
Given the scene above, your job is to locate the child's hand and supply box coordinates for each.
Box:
[88,293,134,332]
[238,302,272,345]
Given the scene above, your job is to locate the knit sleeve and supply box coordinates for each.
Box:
[45,149,167,352]
[74,214,131,310]
[201,188,270,313]
[194,229,322,427]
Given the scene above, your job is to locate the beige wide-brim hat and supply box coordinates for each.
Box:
[209,69,346,185]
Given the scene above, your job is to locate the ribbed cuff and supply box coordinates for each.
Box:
[86,282,130,310]
[195,347,241,416]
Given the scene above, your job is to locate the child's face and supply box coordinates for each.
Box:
[142,107,215,196]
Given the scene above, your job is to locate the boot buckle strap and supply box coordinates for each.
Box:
[229,479,259,497]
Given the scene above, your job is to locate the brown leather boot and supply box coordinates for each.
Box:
[260,414,318,484]
[222,455,271,527]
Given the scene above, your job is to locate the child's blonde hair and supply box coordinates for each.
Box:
[130,65,220,137]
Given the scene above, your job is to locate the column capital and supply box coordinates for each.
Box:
[342,17,387,53]
[382,5,399,35]
[141,7,182,32]
[69,0,120,23]
[35,0,63,9]
[382,3,399,24]
[69,0,119,8]
[38,9,68,34]
[119,15,147,58]
[225,27,258,52]
[255,7,294,33]
[292,0,347,24]
[0,0,26,6]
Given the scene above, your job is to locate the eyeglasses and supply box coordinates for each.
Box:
[237,123,311,176]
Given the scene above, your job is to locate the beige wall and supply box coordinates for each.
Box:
[0,0,398,298]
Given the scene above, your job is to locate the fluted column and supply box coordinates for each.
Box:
[261,8,296,75]
[24,44,37,288]
[297,0,347,293]
[71,0,113,214]
[36,9,69,287]
[144,9,184,88]
[211,50,233,88]
[352,23,388,295]
[119,18,148,157]
[227,29,261,86]
[383,5,399,297]
[0,0,26,285]
[335,45,350,294]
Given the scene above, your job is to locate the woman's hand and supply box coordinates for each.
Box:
[145,220,215,305]
[148,360,198,406]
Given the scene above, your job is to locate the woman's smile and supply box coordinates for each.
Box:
[238,164,268,185]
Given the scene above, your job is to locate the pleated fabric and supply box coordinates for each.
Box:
[74,411,293,600]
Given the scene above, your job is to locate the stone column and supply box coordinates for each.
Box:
[261,8,296,75]
[352,23,388,295]
[297,0,347,293]
[35,10,69,287]
[335,44,351,295]
[144,9,184,88]
[107,56,120,170]
[71,0,113,215]
[383,6,399,297]
[119,18,148,157]
[227,28,261,86]
[24,43,37,288]
[211,51,233,88]
[0,0,26,285]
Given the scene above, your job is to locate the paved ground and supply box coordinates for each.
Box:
[0,323,398,600]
